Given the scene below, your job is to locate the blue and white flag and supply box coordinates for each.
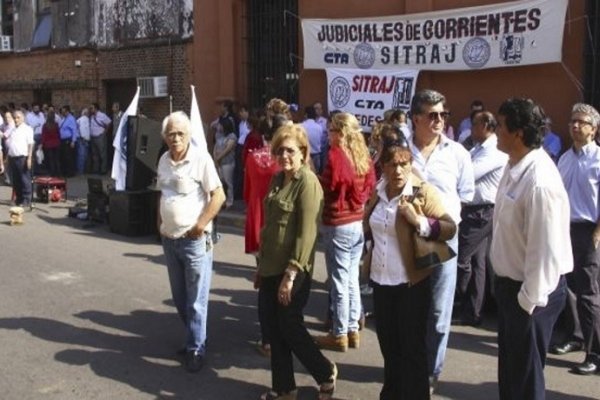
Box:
[111,87,140,190]
[190,85,208,152]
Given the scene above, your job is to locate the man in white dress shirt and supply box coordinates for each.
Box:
[5,111,34,206]
[408,89,474,393]
[555,103,600,375]
[455,111,507,326]
[491,98,572,400]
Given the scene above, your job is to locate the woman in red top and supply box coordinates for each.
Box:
[314,112,376,352]
[41,111,61,176]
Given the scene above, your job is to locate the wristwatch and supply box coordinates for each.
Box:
[285,267,298,281]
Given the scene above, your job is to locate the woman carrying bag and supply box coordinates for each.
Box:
[364,136,456,400]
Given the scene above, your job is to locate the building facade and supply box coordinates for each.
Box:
[0,0,193,120]
[195,0,596,141]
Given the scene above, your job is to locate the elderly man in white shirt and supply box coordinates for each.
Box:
[455,111,507,327]
[157,111,225,373]
[408,89,474,394]
[555,103,600,375]
[5,111,34,206]
[89,103,112,174]
[491,98,572,400]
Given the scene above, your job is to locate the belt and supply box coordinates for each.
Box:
[464,203,494,210]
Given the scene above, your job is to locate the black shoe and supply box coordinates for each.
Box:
[550,341,584,355]
[184,350,204,373]
[572,359,599,375]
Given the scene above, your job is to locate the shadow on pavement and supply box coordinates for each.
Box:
[438,380,598,400]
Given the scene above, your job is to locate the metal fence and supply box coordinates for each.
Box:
[246,0,299,111]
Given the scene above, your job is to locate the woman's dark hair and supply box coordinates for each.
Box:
[498,98,545,149]
[379,123,409,149]
[219,116,236,135]
[45,111,57,127]
[377,123,411,165]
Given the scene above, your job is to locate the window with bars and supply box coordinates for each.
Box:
[246,0,299,110]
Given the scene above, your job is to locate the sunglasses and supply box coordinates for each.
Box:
[276,146,298,156]
[423,111,450,121]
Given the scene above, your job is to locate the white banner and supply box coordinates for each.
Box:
[303,0,568,71]
[326,68,419,132]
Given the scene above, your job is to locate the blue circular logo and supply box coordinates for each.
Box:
[353,43,376,69]
[462,37,491,69]
[329,77,351,109]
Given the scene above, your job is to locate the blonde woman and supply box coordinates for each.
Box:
[257,123,337,400]
[314,112,376,351]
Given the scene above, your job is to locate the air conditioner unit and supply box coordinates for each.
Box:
[137,76,168,98]
[0,36,13,52]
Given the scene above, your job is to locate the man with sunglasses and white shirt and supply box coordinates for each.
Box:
[408,89,474,394]
[556,103,600,375]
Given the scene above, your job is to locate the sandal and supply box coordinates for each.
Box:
[259,389,297,400]
[318,362,338,400]
[253,340,271,358]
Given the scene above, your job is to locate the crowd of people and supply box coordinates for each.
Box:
[155,90,600,400]
[2,91,598,399]
[0,101,122,207]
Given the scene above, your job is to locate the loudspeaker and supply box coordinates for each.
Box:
[109,190,158,236]
[88,192,109,223]
[125,116,163,191]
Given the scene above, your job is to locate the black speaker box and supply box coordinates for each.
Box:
[125,117,163,191]
[109,190,158,236]
[88,192,109,223]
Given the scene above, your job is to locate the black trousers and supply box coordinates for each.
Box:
[9,156,32,206]
[495,275,566,400]
[59,139,74,177]
[456,204,494,321]
[260,273,332,393]
[373,279,431,400]
[568,222,600,358]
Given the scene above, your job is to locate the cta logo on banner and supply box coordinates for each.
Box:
[327,68,419,132]
[303,0,567,71]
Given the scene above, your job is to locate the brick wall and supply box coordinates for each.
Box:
[0,41,193,121]
[0,49,97,112]
[98,42,193,120]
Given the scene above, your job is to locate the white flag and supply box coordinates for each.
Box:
[190,85,208,152]
[111,87,140,191]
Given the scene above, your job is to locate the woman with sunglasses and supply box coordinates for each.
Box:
[364,137,456,399]
[256,124,337,400]
[314,112,375,352]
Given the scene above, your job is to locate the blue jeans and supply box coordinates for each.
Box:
[427,233,458,378]
[76,139,89,175]
[322,221,364,336]
[162,234,213,354]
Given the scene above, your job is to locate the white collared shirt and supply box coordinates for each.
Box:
[558,141,600,223]
[369,178,412,286]
[410,134,474,223]
[490,148,573,314]
[157,145,222,238]
[470,135,508,205]
[6,123,34,157]
[238,120,250,145]
[90,111,111,137]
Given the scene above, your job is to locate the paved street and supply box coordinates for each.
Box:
[0,177,598,400]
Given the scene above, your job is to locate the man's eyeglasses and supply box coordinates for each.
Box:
[569,119,594,127]
[423,111,450,122]
[276,146,298,156]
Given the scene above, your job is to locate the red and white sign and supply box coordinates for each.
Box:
[326,68,419,132]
